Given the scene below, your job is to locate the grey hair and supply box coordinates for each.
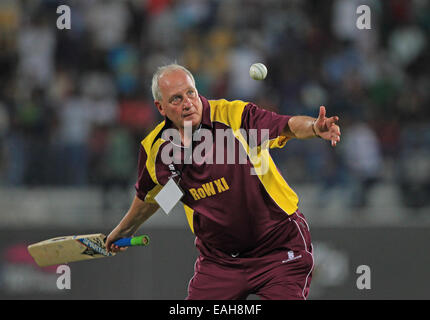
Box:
[151,64,196,101]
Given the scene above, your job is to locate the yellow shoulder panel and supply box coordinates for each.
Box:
[140,121,166,185]
[209,99,248,130]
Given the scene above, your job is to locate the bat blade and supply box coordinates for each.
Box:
[27,233,115,267]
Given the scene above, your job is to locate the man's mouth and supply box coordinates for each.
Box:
[183,113,194,118]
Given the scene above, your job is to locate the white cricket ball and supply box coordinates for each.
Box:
[249,63,267,80]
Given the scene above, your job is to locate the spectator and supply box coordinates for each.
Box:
[342,119,383,208]
[84,0,131,51]
[17,15,56,91]
[56,85,93,185]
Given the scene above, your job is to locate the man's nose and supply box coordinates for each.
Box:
[183,96,192,109]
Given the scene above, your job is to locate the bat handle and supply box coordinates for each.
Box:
[113,235,150,247]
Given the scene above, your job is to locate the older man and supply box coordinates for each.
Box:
[106,64,341,300]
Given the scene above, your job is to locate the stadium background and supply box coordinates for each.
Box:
[0,0,429,299]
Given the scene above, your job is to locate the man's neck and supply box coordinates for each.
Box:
[178,123,201,147]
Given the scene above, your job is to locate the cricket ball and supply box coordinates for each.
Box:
[249,63,267,80]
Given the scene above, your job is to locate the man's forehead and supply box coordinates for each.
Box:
[159,70,194,92]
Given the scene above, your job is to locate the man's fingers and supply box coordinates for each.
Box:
[109,244,128,253]
[315,107,341,147]
[110,245,121,253]
[326,116,339,127]
[330,124,341,147]
[318,106,326,120]
[331,123,341,135]
[106,241,119,253]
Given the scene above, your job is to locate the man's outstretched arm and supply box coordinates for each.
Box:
[106,196,159,252]
[282,106,341,147]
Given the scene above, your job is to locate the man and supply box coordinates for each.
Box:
[106,64,341,300]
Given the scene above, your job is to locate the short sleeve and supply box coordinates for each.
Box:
[135,144,158,202]
[241,103,292,149]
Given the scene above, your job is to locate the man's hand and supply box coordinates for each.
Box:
[105,229,129,253]
[105,196,159,253]
[313,106,341,147]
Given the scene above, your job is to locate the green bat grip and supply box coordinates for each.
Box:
[130,235,150,246]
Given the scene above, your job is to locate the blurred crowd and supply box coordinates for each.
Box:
[0,0,429,208]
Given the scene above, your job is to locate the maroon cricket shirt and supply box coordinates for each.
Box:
[135,96,300,259]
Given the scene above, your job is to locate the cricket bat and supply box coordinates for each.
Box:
[27,233,149,267]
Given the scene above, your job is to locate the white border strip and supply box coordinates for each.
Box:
[293,219,314,300]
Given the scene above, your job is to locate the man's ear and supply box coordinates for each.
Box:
[155,101,166,117]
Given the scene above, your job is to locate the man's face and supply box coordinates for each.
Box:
[155,69,203,131]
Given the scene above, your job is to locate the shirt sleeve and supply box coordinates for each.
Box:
[240,103,292,149]
[134,144,158,203]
